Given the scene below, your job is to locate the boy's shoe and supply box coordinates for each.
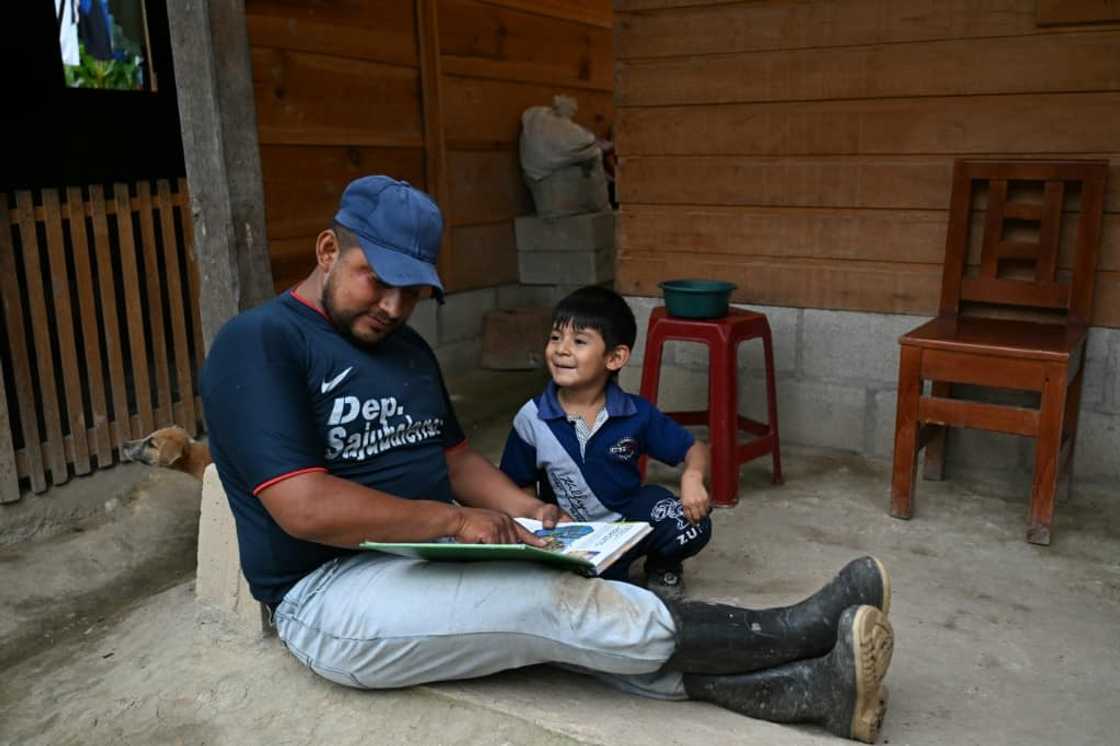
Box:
[645,567,686,601]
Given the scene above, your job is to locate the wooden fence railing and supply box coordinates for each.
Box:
[0,179,205,503]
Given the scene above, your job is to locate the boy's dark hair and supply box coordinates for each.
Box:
[553,286,637,351]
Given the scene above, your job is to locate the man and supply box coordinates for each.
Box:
[201,176,896,743]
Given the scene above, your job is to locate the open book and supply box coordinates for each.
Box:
[360,518,652,576]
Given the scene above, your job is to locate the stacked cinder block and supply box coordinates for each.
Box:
[481,306,553,370]
[405,285,560,372]
[473,211,616,370]
[515,210,615,288]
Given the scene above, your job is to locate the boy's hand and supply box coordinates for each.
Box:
[680,471,710,525]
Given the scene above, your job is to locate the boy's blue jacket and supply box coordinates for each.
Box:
[499,381,695,522]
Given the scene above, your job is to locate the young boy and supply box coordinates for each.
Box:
[500,286,712,599]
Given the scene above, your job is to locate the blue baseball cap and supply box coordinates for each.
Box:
[334,176,445,302]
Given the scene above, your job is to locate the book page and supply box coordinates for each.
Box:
[515,519,651,572]
[360,520,652,575]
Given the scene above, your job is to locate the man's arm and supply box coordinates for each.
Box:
[446,445,569,527]
[258,471,547,547]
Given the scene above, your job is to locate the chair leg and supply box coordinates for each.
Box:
[890,346,922,519]
[638,325,667,483]
[760,323,783,485]
[708,338,739,508]
[639,327,666,407]
[1027,365,1068,546]
[922,381,951,481]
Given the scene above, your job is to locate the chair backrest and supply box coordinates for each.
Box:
[938,160,1109,326]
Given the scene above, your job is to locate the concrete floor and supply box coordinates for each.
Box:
[2,370,1119,745]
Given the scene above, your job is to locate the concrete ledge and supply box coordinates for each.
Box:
[196,464,269,636]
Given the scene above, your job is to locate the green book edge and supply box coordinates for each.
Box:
[358,541,595,572]
[360,521,652,576]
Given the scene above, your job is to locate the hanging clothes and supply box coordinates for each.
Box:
[78,0,113,61]
[57,0,80,66]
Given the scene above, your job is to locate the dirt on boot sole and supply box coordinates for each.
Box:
[846,605,894,743]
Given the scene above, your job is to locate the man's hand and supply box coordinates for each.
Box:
[530,502,573,529]
[452,506,548,546]
[680,471,710,525]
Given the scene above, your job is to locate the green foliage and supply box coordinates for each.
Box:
[64,42,142,90]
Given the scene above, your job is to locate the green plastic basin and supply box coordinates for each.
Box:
[658,279,738,319]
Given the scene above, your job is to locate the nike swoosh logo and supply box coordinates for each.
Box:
[320,366,353,394]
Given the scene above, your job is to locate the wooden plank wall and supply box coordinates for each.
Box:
[246,1,427,292]
[440,0,614,291]
[247,0,615,294]
[613,0,1120,326]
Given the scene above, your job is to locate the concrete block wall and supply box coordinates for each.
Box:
[515,212,616,287]
[410,283,567,374]
[621,297,1120,488]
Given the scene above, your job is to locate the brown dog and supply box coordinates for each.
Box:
[121,426,212,480]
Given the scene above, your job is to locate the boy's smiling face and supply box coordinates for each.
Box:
[546,323,629,391]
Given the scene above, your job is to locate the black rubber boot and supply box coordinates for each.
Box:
[662,556,890,674]
[683,605,894,744]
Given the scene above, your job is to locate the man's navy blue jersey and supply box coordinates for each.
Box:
[201,290,465,604]
[499,381,694,522]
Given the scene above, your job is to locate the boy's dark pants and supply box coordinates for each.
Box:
[600,485,713,581]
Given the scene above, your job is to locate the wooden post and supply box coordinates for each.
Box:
[416,0,453,290]
[168,2,278,635]
[166,0,274,350]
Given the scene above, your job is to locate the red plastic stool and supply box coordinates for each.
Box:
[639,307,783,507]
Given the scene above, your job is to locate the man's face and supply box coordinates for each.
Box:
[321,243,424,347]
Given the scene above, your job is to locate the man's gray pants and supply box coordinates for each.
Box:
[274,552,685,699]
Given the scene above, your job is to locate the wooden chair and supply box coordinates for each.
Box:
[890,160,1109,545]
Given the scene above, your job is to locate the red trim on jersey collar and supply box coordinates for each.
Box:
[289,288,332,323]
[253,466,329,496]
